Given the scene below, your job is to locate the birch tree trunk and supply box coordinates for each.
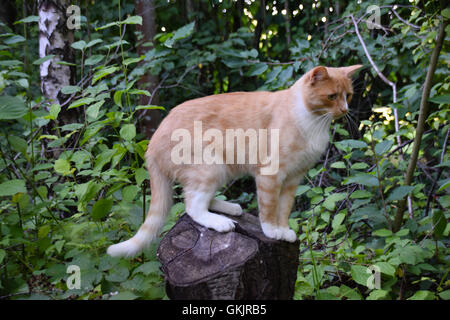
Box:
[135,0,162,138]
[38,0,77,124]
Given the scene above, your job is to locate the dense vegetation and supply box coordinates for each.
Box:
[0,0,448,300]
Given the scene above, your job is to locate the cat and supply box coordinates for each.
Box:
[107,64,362,258]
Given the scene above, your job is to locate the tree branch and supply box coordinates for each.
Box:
[393,18,448,232]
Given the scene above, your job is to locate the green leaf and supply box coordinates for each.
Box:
[71,40,87,50]
[135,105,165,111]
[367,289,390,300]
[386,186,415,201]
[331,161,346,169]
[407,290,435,300]
[332,212,345,230]
[438,290,450,300]
[120,124,136,141]
[122,185,139,202]
[375,140,394,155]
[92,66,119,85]
[265,66,282,83]
[344,173,379,187]
[0,60,22,67]
[295,185,310,197]
[32,55,55,65]
[91,198,113,221]
[129,89,151,96]
[351,162,369,170]
[246,63,268,76]
[121,15,143,25]
[38,225,51,239]
[133,261,161,276]
[86,100,105,121]
[324,193,347,211]
[4,35,25,45]
[54,159,73,176]
[442,8,450,19]
[94,149,117,172]
[113,90,123,107]
[123,56,144,66]
[0,249,5,264]
[44,103,61,120]
[375,262,396,276]
[0,179,26,196]
[350,265,371,287]
[84,54,104,66]
[61,85,81,95]
[0,95,27,119]
[350,190,373,199]
[372,228,393,237]
[337,139,368,149]
[164,22,195,47]
[86,39,103,48]
[8,135,27,156]
[278,66,293,86]
[429,94,450,104]
[14,15,40,24]
[106,265,130,282]
[432,210,446,239]
[68,97,95,109]
[437,178,450,192]
[135,167,149,186]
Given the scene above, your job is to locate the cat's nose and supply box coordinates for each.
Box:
[339,106,348,114]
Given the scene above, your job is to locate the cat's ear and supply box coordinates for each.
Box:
[309,66,329,85]
[342,65,363,78]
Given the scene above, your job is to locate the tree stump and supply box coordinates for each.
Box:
[157,212,299,300]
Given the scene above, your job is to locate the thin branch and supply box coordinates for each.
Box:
[350,15,401,151]
[391,8,420,29]
[424,128,450,217]
[393,18,448,232]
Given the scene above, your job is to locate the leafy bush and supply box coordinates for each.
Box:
[0,0,448,300]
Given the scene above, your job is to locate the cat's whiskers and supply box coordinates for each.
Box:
[344,112,359,138]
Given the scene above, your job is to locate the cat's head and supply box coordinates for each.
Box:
[300,65,362,119]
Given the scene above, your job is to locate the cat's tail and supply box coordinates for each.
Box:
[107,159,172,258]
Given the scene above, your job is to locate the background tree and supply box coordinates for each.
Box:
[38,0,78,124]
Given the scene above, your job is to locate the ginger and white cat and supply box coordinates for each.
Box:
[107,65,362,258]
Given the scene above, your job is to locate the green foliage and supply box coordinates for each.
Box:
[0,0,448,300]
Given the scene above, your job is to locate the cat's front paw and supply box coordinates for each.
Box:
[281,228,297,242]
[261,223,297,242]
[193,211,236,232]
[261,223,283,240]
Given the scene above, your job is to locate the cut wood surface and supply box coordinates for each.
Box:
[157,212,300,300]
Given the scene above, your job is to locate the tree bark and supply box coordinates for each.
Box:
[157,212,299,300]
[135,0,162,139]
[38,0,77,124]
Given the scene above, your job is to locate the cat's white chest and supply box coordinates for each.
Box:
[290,93,331,171]
[297,126,329,169]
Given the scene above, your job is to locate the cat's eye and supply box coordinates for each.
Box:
[328,93,337,101]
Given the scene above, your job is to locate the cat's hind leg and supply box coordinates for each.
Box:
[185,188,236,232]
[209,199,243,216]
